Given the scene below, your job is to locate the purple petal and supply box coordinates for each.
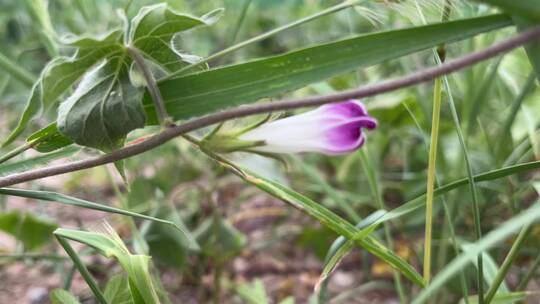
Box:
[322,117,377,154]
[321,100,367,119]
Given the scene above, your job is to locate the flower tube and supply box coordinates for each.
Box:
[239,100,377,154]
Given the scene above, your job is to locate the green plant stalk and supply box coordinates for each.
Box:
[163,0,360,79]
[0,51,35,87]
[424,77,442,284]
[440,60,485,304]
[26,0,58,57]
[360,149,407,303]
[426,0,484,295]
[516,250,540,291]
[0,142,34,165]
[230,0,252,44]
[55,235,107,304]
[404,87,470,303]
[484,225,532,303]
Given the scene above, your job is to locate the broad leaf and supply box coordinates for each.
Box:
[57,58,146,151]
[146,206,200,269]
[4,30,124,146]
[55,226,161,304]
[27,123,73,153]
[235,279,269,304]
[104,275,133,304]
[129,3,222,73]
[194,215,246,262]
[0,210,57,249]
[49,289,81,304]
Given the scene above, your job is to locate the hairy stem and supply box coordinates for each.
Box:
[0,25,539,187]
[127,46,172,126]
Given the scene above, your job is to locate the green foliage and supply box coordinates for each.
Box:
[5,3,221,149]
[55,225,161,304]
[0,210,57,249]
[1,1,540,303]
[104,275,133,304]
[49,289,81,304]
[146,14,513,124]
[194,213,246,262]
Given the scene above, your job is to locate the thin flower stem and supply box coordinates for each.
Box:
[127,46,172,126]
[161,0,360,80]
[484,225,532,304]
[423,77,442,284]
[0,51,36,87]
[55,235,107,304]
[0,25,539,187]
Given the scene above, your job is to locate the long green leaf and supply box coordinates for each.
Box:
[241,169,424,286]
[144,14,513,124]
[0,188,180,229]
[413,201,540,304]
[0,146,79,176]
[55,226,161,304]
[368,160,540,226]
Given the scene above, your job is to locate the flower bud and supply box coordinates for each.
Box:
[239,100,377,154]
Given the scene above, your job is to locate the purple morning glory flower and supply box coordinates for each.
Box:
[240,100,377,155]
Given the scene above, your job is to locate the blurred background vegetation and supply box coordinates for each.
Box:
[0,0,539,303]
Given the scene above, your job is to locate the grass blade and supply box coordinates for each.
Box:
[369,160,540,226]
[145,14,513,124]
[413,201,540,304]
[0,188,181,230]
[55,234,107,304]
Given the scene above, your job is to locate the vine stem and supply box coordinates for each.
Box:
[0,25,539,187]
[127,46,172,126]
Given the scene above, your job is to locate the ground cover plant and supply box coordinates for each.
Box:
[0,0,540,303]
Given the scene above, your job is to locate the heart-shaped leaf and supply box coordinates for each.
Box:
[129,4,222,73]
[57,57,145,151]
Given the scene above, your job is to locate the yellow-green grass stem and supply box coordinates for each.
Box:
[424,77,443,284]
